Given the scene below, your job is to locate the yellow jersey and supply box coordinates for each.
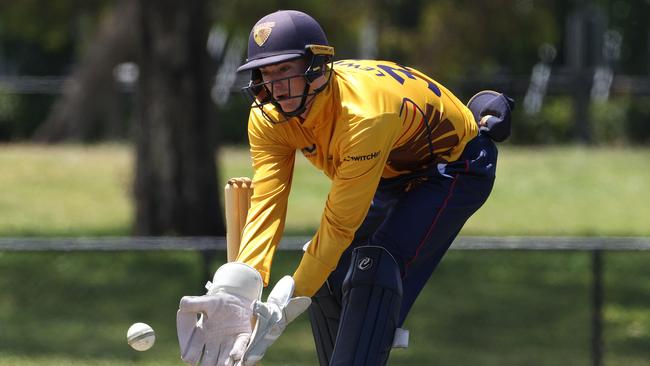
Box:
[237,59,478,296]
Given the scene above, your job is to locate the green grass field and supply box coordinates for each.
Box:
[0,144,649,365]
[1,144,649,236]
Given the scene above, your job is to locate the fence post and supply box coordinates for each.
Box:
[591,250,604,366]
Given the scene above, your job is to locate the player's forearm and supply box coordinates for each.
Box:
[293,249,339,297]
[238,195,289,286]
[239,138,295,285]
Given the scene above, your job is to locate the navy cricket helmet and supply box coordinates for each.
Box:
[238,10,335,122]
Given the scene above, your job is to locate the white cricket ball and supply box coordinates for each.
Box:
[127,322,156,351]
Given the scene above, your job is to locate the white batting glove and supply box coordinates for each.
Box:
[241,276,311,366]
[176,262,262,366]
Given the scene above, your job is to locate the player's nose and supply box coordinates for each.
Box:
[272,80,289,97]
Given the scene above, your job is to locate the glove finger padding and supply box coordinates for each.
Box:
[225,333,250,366]
[242,276,312,365]
[177,310,206,365]
[284,296,312,323]
[200,343,220,366]
[177,262,263,366]
[178,293,254,366]
[266,275,294,306]
[207,337,242,366]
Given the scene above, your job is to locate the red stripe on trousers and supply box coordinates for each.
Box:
[405,159,470,271]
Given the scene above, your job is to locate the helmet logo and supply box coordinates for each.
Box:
[253,22,275,47]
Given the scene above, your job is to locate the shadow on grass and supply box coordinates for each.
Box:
[0,251,211,360]
[1,250,649,365]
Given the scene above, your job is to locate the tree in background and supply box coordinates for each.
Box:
[0,1,107,140]
[133,0,222,238]
[1,0,225,243]
[1,0,648,239]
[32,0,137,142]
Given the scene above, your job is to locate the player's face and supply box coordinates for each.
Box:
[259,59,308,113]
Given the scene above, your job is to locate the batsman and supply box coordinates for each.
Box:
[176,9,515,366]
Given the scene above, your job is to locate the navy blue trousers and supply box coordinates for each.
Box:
[324,133,497,325]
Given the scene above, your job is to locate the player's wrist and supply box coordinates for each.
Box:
[293,253,332,297]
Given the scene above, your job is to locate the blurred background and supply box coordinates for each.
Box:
[0,0,649,365]
[2,0,650,146]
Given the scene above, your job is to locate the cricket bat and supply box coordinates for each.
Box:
[224,177,253,262]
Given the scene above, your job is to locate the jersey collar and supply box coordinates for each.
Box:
[299,71,340,129]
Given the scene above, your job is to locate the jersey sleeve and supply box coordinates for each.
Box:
[292,114,401,296]
[236,112,296,286]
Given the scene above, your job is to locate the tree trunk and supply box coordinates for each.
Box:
[33,0,137,142]
[134,0,223,238]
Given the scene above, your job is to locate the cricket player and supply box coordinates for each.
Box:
[176,10,514,366]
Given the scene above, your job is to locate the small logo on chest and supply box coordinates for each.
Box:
[343,151,380,162]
